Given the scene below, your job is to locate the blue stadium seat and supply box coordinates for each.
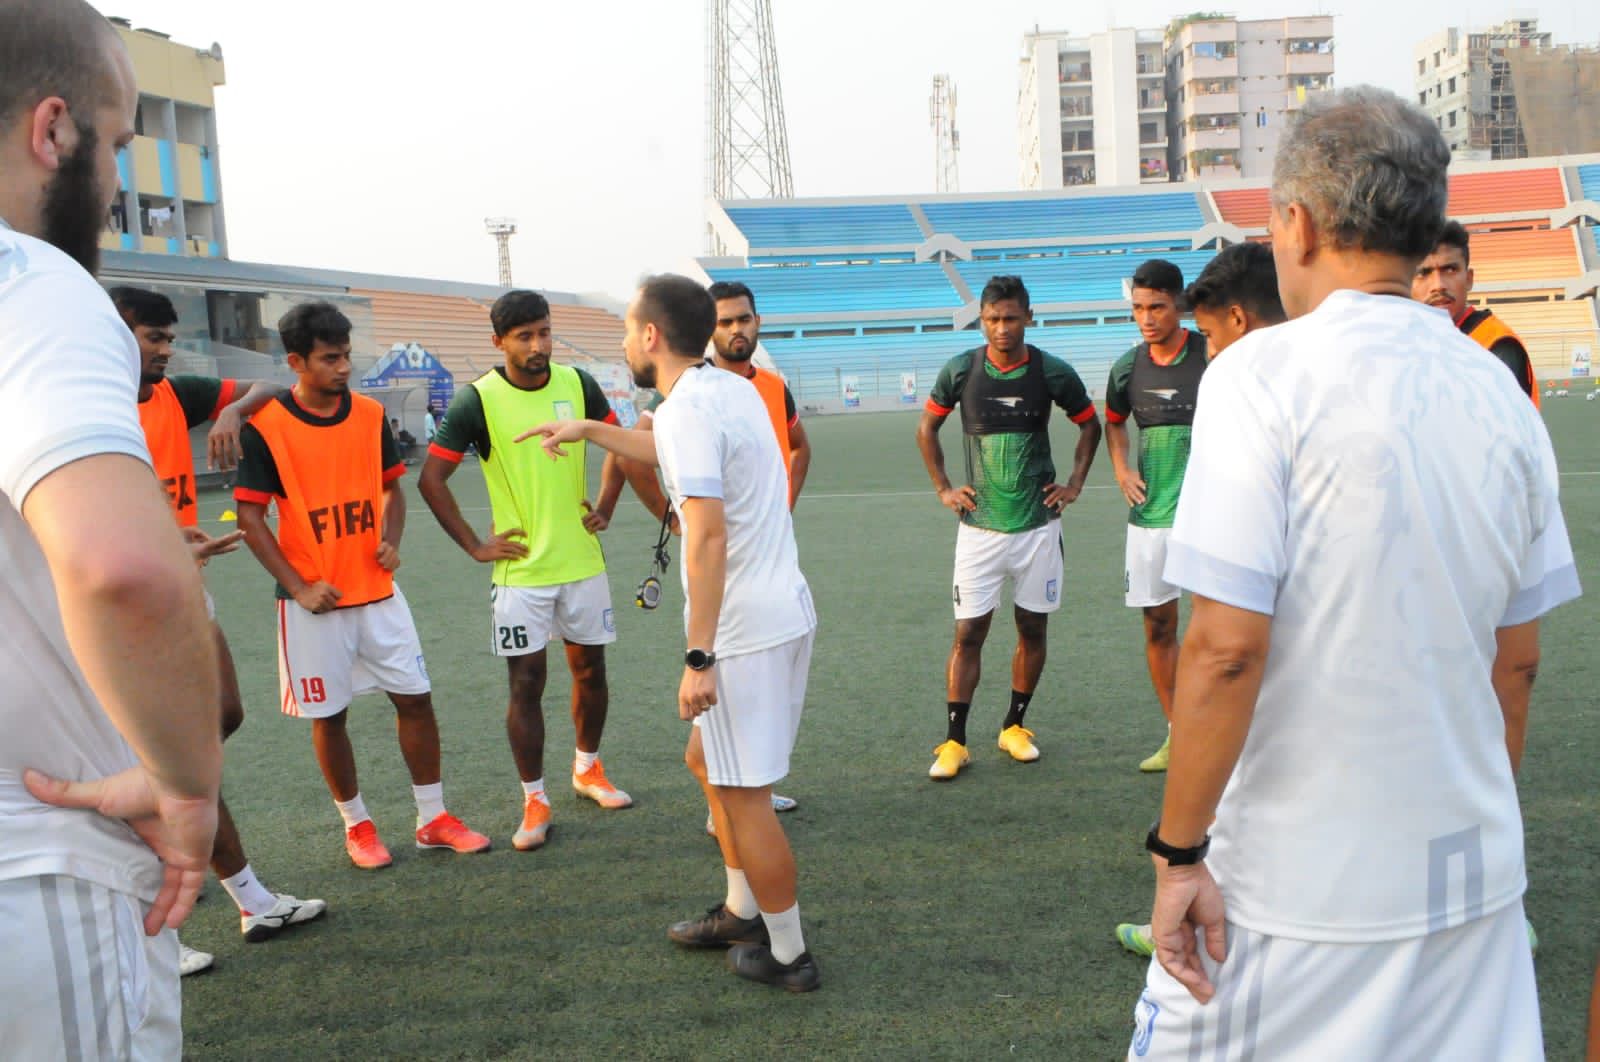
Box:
[1579,164,1600,204]
[921,194,1205,242]
[704,262,962,314]
[725,204,925,248]
[764,322,1143,404]
[954,249,1216,305]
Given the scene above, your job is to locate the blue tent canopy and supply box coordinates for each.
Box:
[360,343,455,413]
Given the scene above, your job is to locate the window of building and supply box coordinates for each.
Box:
[1447,76,1456,95]
[1418,58,1426,76]
[1448,110,1457,128]
[1419,91,1427,106]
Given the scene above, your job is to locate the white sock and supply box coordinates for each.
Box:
[521,778,548,805]
[760,902,805,964]
[220,864,278,917]
[574,749,598,775]
[413,782,446,826]
[334,794,369,830]
[723,867,758,919]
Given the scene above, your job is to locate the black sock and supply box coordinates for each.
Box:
[1003,689,1033,730]
[946,702,970,745]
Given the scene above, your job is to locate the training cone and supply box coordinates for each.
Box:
[219,510,237,522]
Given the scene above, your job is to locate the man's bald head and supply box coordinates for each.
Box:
[0,0,123,135]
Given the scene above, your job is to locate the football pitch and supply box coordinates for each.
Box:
[181,400,1600,1059]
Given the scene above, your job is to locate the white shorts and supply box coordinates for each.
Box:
[952,521,1062,619]
[490,573,616,655]
[1129,901,1541,1061]
[694,630,814,788]
[1124,525,1181,608]
[277,586,431,718]
[0,875,181,1061]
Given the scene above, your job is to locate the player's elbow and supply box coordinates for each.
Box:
[58,540,200,621]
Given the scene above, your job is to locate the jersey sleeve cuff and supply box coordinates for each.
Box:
[382,463,406,484]
[1165,540,1279,616]
[1068,404,1098,425]
[427,442,465,464]
[676,476,724,499]
[209,379,240,421]
[1500,562,1582,627]
[601,411,619,426]
[1104,407,1128,425]
[925,398,952,416]
[233,486,275,505]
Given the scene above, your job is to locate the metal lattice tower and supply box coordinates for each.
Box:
[484,217,517,287]
[706,0,793,250]
[930,74,960,193]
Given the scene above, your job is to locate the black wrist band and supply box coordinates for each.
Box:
[1145,820,1210,865]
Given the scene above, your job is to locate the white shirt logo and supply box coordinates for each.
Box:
[1144,388,1179,401]
[990,396,1024,408]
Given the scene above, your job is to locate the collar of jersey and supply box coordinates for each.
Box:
[1147,330,1192,367]
[985,347,1030,375]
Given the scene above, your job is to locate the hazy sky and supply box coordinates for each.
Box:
[100,0,1599,298]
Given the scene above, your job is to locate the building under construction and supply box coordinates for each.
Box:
[1416,16,1600,162]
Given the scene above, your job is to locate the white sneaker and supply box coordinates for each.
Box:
[241,893,328,943]
[179,944,214,977]
[707,793,799,836]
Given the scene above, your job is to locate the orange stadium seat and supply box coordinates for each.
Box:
[1465,229,1581,285]
[1447,168,1566,217]
[1211,188,1272,229]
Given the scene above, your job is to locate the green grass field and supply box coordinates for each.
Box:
[179,399,1600,1059]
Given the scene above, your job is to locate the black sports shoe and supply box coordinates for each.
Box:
[726,942,821,992]
[667,904,769,949]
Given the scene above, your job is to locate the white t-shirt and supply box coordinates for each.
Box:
[653,364,815,657]
[1167,289,1579,943]
[0,222,163,901]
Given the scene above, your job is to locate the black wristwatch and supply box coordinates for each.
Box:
[685,648,717,671]
[1145,821,1210,865]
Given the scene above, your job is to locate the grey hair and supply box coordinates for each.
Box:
[1271,86,1451,261]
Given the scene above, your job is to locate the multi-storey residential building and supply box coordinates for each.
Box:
[1165,15,1334,181]
[1415,17,1600,162]
[1017,27,1169,189]
[101,18,228,258]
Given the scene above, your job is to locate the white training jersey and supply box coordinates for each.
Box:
[653,364,816,657]
[0,221,163,901]
[1166,288,1579,943]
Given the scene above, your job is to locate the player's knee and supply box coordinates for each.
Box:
[953,618,991,652]
[1014,609,1048,645]
[391,693,435,720]
[568,647,607,691]
[1144,607,1178,645]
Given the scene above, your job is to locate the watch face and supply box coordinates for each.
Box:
[686,649,711,669]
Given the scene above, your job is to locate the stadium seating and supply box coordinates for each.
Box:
[764,321,1141,404]
[711,262,963,315]
[1466,229,1582,285]
[725,204,924,248]
[358,290,625,384]
[703,154,1599,410]
[1487,299,1600,379]
[1447,168,1566,217]
[952,249,1217,306]
[1211,188,1272,229]
[1579,164,1600,204]
[921,193,1204,242]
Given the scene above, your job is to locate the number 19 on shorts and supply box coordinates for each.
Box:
[299,677,327,704]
